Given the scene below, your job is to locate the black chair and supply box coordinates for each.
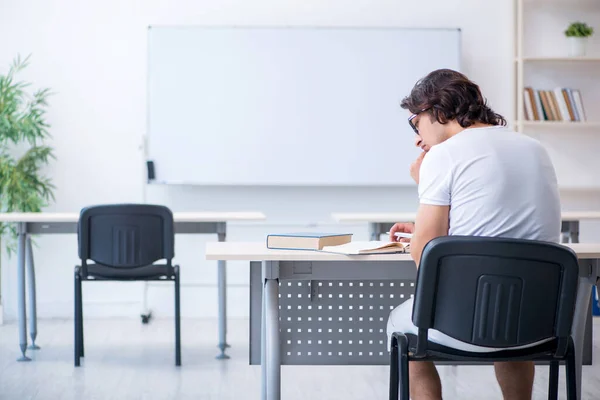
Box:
[74,204,181,366]
[389,236,579,400]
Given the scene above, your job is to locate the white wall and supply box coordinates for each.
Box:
[1,0,599,321]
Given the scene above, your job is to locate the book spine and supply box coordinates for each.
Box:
[266,235,271,248]
[554,87,570,122]
[540,91,553,121]
[573,89,587,122]
[562,88,576,122]
[566,88,580,121]
[526,87,540,121]
[536,90,547,121]
[548,90,562,121]
[523,89,532,120]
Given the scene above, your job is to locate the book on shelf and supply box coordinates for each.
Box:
[266,232,353,251]
[523,87,587,122]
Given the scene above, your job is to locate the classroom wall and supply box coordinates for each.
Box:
[1,0,599,321]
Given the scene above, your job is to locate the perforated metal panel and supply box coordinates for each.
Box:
[277,279,414,365]
[248,259,598,369]
[249,260,418,365]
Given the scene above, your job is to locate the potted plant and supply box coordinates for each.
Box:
[564,22,594,57]
[0,55,55,313]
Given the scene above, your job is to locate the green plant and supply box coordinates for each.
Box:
[564,22,594,38]
[0,55,55,301]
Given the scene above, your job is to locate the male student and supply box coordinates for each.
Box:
[387,69,561,400]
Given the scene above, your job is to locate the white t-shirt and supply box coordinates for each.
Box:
[418,125,561,242]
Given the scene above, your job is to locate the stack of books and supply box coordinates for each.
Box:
[523,87,587,122]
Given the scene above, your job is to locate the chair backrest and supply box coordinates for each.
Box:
[78,204,174,268]
[412,236,579,355]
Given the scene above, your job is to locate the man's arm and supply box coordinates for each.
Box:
[410,204,450,268]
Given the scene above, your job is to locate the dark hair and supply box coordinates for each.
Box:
[400,69,506,128]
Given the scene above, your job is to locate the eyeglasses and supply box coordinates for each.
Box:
[408,107,431,135]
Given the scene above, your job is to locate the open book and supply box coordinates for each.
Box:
[321,240,410,255]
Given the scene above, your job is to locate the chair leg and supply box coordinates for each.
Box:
[548,361,559,400]
[565,339,578,400]
[79,277,84,358]
[389,337,399,400]
[389,333,409,400]
[174,266,181,366]
[74,269,82,367]
[398,334,410,400]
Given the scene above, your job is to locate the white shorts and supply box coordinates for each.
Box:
[386,298,549,353]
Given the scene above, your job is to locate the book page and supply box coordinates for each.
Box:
[321,241,409,255]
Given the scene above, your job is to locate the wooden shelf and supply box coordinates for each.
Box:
[517,121,600,128]
[524,0,599,7]
[517,57,600,62]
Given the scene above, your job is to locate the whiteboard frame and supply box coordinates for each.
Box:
[145,25,462,187]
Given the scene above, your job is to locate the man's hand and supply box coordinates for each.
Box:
[389,222,415,242]
[410,152,426,184]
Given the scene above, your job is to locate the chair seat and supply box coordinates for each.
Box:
[78,263,176,281]
[405,333,559,362]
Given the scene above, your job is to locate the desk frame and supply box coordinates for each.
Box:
[368,219,581,243]
[10,219,232,361]
[251,257,600,400]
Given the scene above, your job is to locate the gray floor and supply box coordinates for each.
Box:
[1,318,599,400]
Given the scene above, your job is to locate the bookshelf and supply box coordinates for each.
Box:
[518,57,600,62]
[518,121,600,129]
[515,0,600,189]
[515,0,600,133]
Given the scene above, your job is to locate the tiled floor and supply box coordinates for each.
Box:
[0,318,599,399]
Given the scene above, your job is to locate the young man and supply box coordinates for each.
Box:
[387,69,561,400]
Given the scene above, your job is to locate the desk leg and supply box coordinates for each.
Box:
[26,236,40,350]
[16,223,30,361]
[583,295,593,365]
[572,275,594,400]
[369,223,380,241]
[570,221,580,244]
[261,271,267,398]
[140,282,152,324]
[216,229,230,359]
[597,283,600,319]
[561,221,570,243]
[561,220,581,244]
[262,261,280,400]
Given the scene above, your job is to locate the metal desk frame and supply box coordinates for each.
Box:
[251,256,600,400]
[368,219,582,243]
[6,217,244,361]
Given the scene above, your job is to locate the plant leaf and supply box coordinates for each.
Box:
[0,55,55,257]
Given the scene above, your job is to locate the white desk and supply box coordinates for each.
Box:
[206,242,600,400]
[332,211,600,243]
[0,211,266,361]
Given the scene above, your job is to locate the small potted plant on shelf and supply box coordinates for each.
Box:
[564,22,594,57]
[0,55,55,314]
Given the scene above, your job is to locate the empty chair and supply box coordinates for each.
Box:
[74,204,181,366]
[389,236,579,400]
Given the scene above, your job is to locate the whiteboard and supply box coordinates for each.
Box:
[147,26,461,186]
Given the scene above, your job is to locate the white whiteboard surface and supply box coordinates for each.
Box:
[147,26,461,186]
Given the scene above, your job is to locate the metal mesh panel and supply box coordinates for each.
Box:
[278,279,414,365]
